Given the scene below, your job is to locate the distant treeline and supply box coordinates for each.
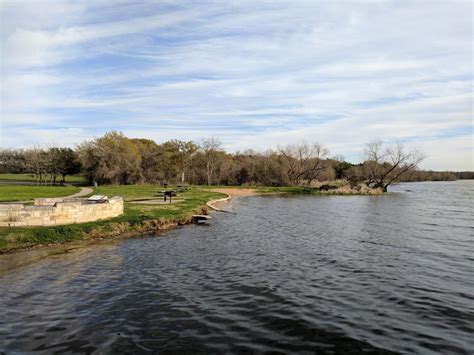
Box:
[400,170,474,182]
[0,131,471,190]
[401,170,459,182]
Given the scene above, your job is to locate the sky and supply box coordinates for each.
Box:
[0,0,472,171]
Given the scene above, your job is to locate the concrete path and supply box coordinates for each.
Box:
[66,186,93,198]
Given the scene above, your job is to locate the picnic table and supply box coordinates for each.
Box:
[155,190,177,203]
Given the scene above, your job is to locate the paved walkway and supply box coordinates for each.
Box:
[65,186,93,198]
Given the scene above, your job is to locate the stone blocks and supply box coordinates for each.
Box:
[0,197,124,227]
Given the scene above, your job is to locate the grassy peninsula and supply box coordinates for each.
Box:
[0,184,225,253]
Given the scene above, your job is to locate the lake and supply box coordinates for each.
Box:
[0,181,472,354]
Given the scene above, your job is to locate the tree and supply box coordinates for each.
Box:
[25,146,47,185]
[53,148,81,183]
[77,131,143,185]
[363,140,425,191]
[279,142,329,185]
[200,137,222,185]
[236,167,250,185]
[132,139,163,183]
[331,155,353,180]
[164,140,198,184]
[0,149,29,174]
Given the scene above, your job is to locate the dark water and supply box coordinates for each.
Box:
[1,181,473,354]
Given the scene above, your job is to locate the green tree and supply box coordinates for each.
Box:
[77,131,143,185]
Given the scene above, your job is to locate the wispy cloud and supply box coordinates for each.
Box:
[0,0,472,170]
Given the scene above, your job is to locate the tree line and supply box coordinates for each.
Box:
[0,131,470,190]
[0,146,81,185]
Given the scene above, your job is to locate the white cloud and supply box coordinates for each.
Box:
[0,0,472,170]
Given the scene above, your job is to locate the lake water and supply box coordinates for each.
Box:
[0,181,472,354]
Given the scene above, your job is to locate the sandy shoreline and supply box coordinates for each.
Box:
[210,188,259,197]
[206,188,258,211]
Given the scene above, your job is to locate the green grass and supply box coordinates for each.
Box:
[92,184,165,201]
[0,185,80,202]
[0,185,225,253]
[0,173,86,183]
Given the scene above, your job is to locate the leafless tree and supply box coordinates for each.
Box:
[363,140,425,191]
[25,145,47,185]
[279,142,329,185]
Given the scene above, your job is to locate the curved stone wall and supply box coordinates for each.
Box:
[0,197,123,227]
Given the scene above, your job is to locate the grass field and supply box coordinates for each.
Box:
[0,173,86,183]
[0,185,80,202]
[0,185,225,252]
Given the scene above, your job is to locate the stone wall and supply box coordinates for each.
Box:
[0,197,124,227]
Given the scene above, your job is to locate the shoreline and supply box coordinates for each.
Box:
[0,208,206,273]
[0,189,260,272]
[0,186,381,272]
[206,188,259,210]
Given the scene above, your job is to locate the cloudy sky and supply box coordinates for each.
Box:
[0,0,472,170]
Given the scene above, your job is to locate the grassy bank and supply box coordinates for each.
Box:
[0,173,86,184]
[0,182,382,253]
[0,185,225,253]
[0,185,80,202]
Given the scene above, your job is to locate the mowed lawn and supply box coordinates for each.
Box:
[93,185,225,220]
[0,185,80,202]
[0,185,225,252]
[0,173,86,184]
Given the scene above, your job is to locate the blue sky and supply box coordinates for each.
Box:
[0,0,472,170]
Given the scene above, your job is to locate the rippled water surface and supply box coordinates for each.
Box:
[1,181,473,354]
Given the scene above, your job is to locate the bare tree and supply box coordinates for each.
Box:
[25,145,47,185]
[363,140,425,191]
[200,137,222,185]
[279,142,329,185]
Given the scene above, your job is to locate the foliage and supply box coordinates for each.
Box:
[77,131,143,185]
[2,131,469,190]
[0,147,82,185]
